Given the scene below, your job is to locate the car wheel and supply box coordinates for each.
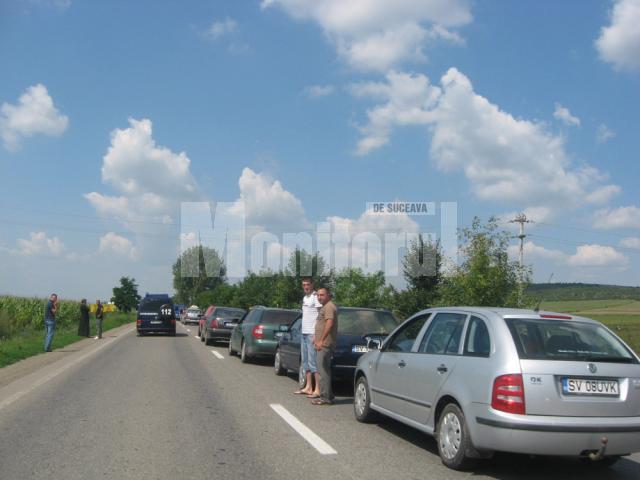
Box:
[274,349,286,375]
[354,375,377,423]
[437,403,476,470]
[228,340,236,356]
[240,340,250,363]
[298,364,307,389]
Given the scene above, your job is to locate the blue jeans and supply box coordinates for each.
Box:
[301,334,317,373]
[44,320,56,351]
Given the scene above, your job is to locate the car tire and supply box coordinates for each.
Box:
[354,375,377,423]
[274,349,286,375]
[298,363,307,389]
[240,340,250,363]
[436,403,476,470]
[228,340,236,357]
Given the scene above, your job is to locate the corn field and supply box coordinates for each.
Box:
[0,296,82,340]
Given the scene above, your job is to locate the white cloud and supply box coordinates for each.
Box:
[13,232,65,257]
[0,84,69,151]
[508,240,567,262]
[351,68,619,215]
[597,123,616,143]
[553,102,580,127]
[620,237,640,249]
[205,17,238,39]
[593,205,640,229]
[596,0,640,72]
[304,84,335,98]
[262,0,472,72]
[99,233,139,260]
[85,118,199,226]
[349,70,440,154]
[234,167,309,231]
[567,244,629,267]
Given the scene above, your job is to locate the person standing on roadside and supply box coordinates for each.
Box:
[78,299,90,337]
[94,299,104,339]
[312,287,338,406]
[293,278,322,397]
[44,293,58,352]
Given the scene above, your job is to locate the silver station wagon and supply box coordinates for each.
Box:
[353,307,640,470]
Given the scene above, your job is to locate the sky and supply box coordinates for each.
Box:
[0,0,639,300]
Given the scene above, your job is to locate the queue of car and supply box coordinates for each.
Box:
[136,296,640,470]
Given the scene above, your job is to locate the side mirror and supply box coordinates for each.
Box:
[366,338,382,351]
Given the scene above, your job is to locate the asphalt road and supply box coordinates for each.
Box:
[1,322,639,480]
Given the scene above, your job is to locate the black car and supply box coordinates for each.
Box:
[274,307,401,387]
[200,306,246,345]
[136,294,176,336]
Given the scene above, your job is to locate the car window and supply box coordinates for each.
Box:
[139,300,168,313]
[290,317,302,332]
[384,314,431,353]
[260,310,299,326]
[338,309,400,335]
[419,312,467,355]
[464,316,491,357]
[243,310,260,325]
[506,318,638,363]
[216,308,246,318]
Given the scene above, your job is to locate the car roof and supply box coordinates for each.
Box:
[411,306,600,324]
[251,306,300,312]
[338,306,392,312]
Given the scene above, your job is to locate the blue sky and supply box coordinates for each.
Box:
[0,0,639,300]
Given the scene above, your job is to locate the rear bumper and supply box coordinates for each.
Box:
[247,339,279,357]
[205,328,233,341]
[137,326,175,334]
[469,404,640,456]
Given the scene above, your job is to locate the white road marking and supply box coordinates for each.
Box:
[0,327,135,412]
[211,350,224,360]
[269,404,337,455]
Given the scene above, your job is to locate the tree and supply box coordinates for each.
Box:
[111,277,141,312]
[438,217,528,307]
[399,234,443,315]
[172,246,226,305]
[333,268,394,308]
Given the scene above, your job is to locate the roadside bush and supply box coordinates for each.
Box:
[0,296,81,337]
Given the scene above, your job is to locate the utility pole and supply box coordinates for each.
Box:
[509,213,533,306]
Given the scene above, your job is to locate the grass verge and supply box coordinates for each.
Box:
[0,312,135,369]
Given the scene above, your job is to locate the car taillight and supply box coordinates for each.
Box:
[252,325,264,339]
[210,318,219,329]
[136,319,142,326]
[492,374,525,415]
[171,319,176,325]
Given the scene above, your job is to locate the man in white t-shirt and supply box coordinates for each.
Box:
[294,278,322,397]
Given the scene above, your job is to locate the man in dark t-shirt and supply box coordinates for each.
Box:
[95,300,104,339]
[312,287,338,406]
[44,293,58,352]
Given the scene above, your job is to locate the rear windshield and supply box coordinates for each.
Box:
[338,310,400,335]
[139,300,171,313]
[260,310,300,326]
[505,318,638,363]
[215,308,245,318]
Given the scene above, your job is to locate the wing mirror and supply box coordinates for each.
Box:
[366,338,382,351]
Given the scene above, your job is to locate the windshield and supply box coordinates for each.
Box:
[338,309,400,335]
[187,308,201,315]
[215,308,245,318]
[139,300,170,313]
[505,318,638,363]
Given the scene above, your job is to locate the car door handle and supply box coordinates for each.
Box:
[398,360,406,368]
[437,364,448,373]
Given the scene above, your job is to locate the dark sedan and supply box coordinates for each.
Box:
[274,307,401,387]
[200,306,246,345]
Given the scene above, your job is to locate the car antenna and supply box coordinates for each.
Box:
[533,273,553,312]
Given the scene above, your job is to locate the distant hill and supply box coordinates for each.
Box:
[526,283,640,301]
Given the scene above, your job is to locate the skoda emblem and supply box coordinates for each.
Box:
[588,363,597,374]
